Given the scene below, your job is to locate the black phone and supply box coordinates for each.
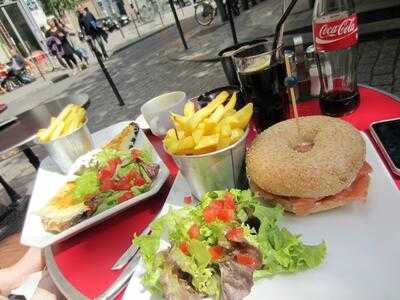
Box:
[369,118,400,176]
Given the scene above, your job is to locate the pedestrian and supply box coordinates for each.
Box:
[47,18,81,75]
[77,5,109,60]
[54,18,90,67]
[45,30,68,70]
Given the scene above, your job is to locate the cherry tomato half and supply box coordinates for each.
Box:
[209,200,224,210]
[99,178,114,192]
[223,192,235,209]
[235,253,257,267]
[179,242,189,255]
[184,195,192,204]
[226,227,244,242]
[188,223,200,239]
[209,246,224,261]
[203,207,218,224]
[118,191,134,202]
[217,208,234,222]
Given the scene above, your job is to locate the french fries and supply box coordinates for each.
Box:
[163,92,253,155]
[37,104,87,142]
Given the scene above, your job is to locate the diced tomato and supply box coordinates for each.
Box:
[179,242,189,255]
[235,253,257,267]
[223,192,235,209]
[99,178,114,192]
[118,191,134,202]
[131,149,141,161]
[184,195,192,204]
[217,208,234,222]
[226,227,244,242]
[97,168,112,180]
[188,224,200,239]
[105,158,122,176]
[134,176,146,186]
[209,246,224,261]
[203,207,218,224]
[126,171,140,181]
[209,199,224,210]
[113,180,132,191]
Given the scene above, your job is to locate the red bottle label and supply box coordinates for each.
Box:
[313,14,358,51]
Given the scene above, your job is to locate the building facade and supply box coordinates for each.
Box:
[0,0,47,62]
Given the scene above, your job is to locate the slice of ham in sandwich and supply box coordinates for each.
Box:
[251,162,372,216]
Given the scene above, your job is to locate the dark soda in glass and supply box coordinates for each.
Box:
[238,61,289,131]
[319,90,360,116]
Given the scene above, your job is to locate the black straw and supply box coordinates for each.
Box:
[272,0,300,59]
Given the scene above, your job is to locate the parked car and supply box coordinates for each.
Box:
[98,17,120,32]
[118,15,131,26]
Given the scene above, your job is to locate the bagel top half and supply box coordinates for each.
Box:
[246,116,366,198]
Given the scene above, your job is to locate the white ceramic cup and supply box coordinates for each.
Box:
[140,91,186,136]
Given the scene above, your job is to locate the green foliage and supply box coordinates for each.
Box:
[41,0,82,16]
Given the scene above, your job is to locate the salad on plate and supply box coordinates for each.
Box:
[39,147,159,233]
[134,189,326,299]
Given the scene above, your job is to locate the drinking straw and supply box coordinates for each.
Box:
[272,0,300,59]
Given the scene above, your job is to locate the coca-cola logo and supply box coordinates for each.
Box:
[319,17,357,39]
[313,14,358,51]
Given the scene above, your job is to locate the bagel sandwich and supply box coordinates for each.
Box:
[246,116,372,216]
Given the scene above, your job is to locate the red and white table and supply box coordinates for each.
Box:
[42,85,400,299]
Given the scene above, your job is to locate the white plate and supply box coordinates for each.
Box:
[135,114,150,130]
[123,133,400,300]
[21,122,170,248]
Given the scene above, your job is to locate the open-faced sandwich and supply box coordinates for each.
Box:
[38,123,160,233]
[134,190,326,300]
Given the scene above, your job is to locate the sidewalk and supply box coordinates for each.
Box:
[0,4,194,106]
[104,4,194,54]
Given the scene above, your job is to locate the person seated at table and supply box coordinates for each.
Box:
[8,48,35,83]
[0,247,63,299]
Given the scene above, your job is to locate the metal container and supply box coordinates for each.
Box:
[38,120,94,173]
[171,127,249,199]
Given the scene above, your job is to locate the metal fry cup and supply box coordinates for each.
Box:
[37,119,94,173]
[170,127,249,199]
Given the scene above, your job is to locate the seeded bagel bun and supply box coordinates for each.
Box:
[246,116,366,198]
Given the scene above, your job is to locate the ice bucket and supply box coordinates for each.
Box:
[171,127,249,199]
[38,120,94,173]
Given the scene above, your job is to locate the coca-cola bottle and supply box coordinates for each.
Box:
[312,0,360,116]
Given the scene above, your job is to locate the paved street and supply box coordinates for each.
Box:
[0,0,400,203]
[0,16,226,203]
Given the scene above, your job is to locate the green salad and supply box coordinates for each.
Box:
[73,147,159,215]
[134,189,326,299]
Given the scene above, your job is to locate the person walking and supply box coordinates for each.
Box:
[47,18,80,75]
[77,5,109,60]
[54,18,89,67]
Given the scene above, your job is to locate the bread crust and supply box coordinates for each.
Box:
[246,116,366,198]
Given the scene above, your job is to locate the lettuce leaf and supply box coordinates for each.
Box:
[93,148,131,167]
[72,169,99,200]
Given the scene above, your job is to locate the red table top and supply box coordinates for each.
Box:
[51,85,400,299]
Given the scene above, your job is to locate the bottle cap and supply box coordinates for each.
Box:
[306,45,315,58]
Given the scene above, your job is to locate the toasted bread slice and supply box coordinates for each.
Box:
[102,122,139,150]
[39,122,139,233]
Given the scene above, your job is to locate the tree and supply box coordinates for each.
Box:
[40,0,82,16]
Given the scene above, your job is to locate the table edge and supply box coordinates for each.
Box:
[44,246,88,300]
[359,84,400,103]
